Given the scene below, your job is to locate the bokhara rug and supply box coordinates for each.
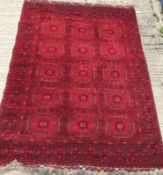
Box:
[0,0,163,171]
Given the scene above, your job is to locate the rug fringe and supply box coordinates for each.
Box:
[0,161,163,175]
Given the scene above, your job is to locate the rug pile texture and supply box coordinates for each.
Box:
[0,0,163,174]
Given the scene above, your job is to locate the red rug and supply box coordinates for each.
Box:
[0,0,163,170]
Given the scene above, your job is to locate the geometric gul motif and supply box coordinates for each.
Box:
[36,64,63,82]
[26,114,59,136]
[98,20,123,41]
[70,40,96,59]
[102,65,127,83]
[70,21,95,40]
[70,64,96,84]
[68,113,98,138]
[39,40,65,58]
[32,88,63,107]
[41,20,66,38]
[100,41,124,60]
[104,90,132,109]
[105,116,135,138]
[69,88,97,108]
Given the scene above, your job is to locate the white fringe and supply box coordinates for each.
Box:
[0,161,163,175]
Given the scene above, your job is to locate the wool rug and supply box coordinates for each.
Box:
[0,0,163,174]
